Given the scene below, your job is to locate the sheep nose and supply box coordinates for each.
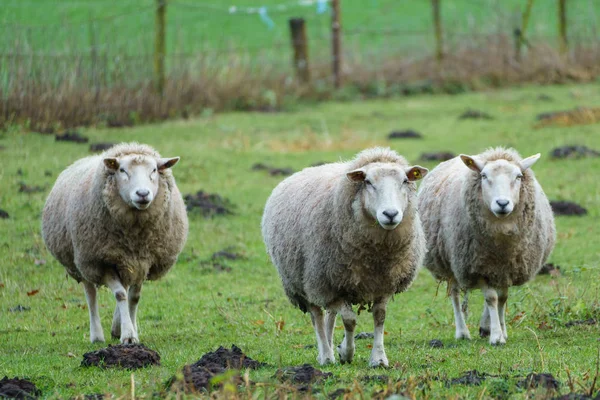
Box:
[382,209,399,221]
[136,189,150,198]
[496,199,509,209]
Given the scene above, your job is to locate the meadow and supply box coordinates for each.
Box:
[1,83,600,398]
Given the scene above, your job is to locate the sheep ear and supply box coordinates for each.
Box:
[406,166,428,181]
[158,157,180,171]
[460,154,484,173]
[346,169,366,182]
[520,153,540,171]
[103,157,119,171]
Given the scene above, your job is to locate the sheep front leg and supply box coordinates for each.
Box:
[111,305,121,339]
[83,282,105,343]
[483,286,505,345]
[128,284,142,336]
[498,288,508,341]
[309,306,335,365]
[337,303,356,364]
[450,282,471,340]
[325,309,337,351]
[369,297,389,368]
[104,272,138,344]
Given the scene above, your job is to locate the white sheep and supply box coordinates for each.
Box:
[262,147,428,367]
[418,147,556,345]
[42,142,188,344]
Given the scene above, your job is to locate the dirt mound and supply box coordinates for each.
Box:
[535,107,600,128]
[18,183,45,194]
[56,131,88,143]
[551,145,600,159]
[199,248,244,273]
[538,263,561,276]
[517,373,560,390]
[429,339,444,348]
[0,376,41,399]
[81,344,160,369]
[251,163,294,177]
[550,201,587,216]
[420,152,455,162]
[565,318,597,328]
[388,130,423,139]
[89,143,116,152]
[184,191,234,217]
[447,370,488,386]
[0,209,8,219]
[274,364,333,384]
[459,109,493,120]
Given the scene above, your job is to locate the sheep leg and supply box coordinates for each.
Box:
[104,272,138,344]
[83,282,105,343]
[450,283,471,340]
[325,309,337,351]
[483,286,505,345]
[498,288,508,341]
[479,302,490,338]
[369,297,389,368]
[309,306,335,365]
[337,303,356,364]
[128,284,142,336]
[111,305,121,339]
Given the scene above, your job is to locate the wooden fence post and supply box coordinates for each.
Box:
[431,0,443,62]
[154,0,166,95]
[558,0,567,54]
[331,0,342,88]
[515,0,535,62]
[289,18,310,83]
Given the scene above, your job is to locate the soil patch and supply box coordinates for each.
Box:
[551,145,600,159]
[18,183,45,194]
[328,388,348,399]
[81,344,160,369]
[459,109,493,120]
[538,263,561,276]
[550,201,587,216]
[447,370,488,386]
[56,131,88,144]
[420,152,455,162]
[388,130,423,139]
[251,163,295,177]
[199,248,243,273]
[212,249,243,261]
[355,332,374,340]
[0,376,41,399]
[429,339,444,348]
[517,373,560,390]
[274,364,333,384]
[565,318,597,328]
[535,107,600,128]
[0,209,8,219]
[90,143,116,152]
[184,191,234,217]
[9,305,30,312]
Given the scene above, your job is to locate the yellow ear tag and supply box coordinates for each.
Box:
[412,169,421,179]
[467,159,473,166]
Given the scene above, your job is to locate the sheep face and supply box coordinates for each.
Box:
[460,153,540,219]
[104,155,180,210]
[347,164,428,230]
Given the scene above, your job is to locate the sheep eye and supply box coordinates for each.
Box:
[364,179,372,186]
[152,168,157,173]
[516,174,523,180]
[403,178,409,184]
[119,168,125,173]
[481,173,487,180]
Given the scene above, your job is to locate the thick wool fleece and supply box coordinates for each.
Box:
[418,147,555,289]
[42,142,188,288]
[262,147,426,312]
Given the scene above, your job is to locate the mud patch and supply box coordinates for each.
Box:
[538,263,561,276]
[184,191,235,217]
[388,130,423,139]
[354,332,374,340]
[18,182,45,193]
[551,145,600,159]
[429,339,444,348]
[200,248,243,273]
[420,152,455,162]
[251,163,295,177]
[0,376,41,399]
[275,364,333,384]
[89,143,116,152]
[447,370,488,386]
[459,109,493,120]
[328,388,348,399]
[172,345,266,393]
[550,201,587,216]
[517,373,560,390]
[56,131,88,143]
[535,107,600,128]
[81,344,160,369]
[0,209,8,219]
[565,318,597,328]
[9,305,30,312]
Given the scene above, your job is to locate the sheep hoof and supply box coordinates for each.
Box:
[455,331,471,340]
[120,336,140,345]
[111,331,120,339]
[90,336,105,343]
[479,327,490,338]
[489,334,506,346]
[368,359,389,368]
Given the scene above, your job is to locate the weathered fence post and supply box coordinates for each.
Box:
[289,18,310,83]
[331,0,342,88]
[431,0,443,62]
[558,0,567,54]
[154,0,166,95]
[515,0,535,62]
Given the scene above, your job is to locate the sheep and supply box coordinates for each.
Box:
[261,147,428,367]
[417,147,555,345]
[42,142,188,344]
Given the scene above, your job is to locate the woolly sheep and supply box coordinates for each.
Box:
[42,143,188,344]
[262,147,428,367]
[418,147,555,345]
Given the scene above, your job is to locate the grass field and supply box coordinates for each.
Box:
[1,83,600,398]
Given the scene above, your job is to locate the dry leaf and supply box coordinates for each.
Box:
[253,320,265,326]
[0,282,4,288]
[538,321,552,330]
[27,289,40,296]
[511,311,526,324]
[275,319,285,332]
[479,347,487,355]
[366,344,373,349]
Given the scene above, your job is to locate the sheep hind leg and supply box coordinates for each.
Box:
[450,283,471,340]
[369,297,390,367]
[337,303,356,364]
[479,302,490,338]
[498,288,508,341]
[325,309,337,351]
[483,286,505,345]
[83,282,105,343]
[309,306,335,365]
[104,272,138,344]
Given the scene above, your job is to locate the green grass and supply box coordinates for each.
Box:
[1,83,600,398]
